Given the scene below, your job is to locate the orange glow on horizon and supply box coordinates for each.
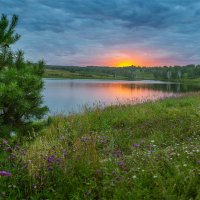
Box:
[101,50,172,67]
[116,60,135,67]
[104,52,142,67]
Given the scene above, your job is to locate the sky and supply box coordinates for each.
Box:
[1,0,200,67]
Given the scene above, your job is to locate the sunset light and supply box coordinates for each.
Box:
[116,60,135,67]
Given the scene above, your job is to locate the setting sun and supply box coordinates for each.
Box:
[116,61,135,67]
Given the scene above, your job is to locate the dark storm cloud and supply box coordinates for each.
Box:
[0,0,200,66]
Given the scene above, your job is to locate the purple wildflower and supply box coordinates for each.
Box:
[117,161,125,168]
[133,143,140,148]
[197,160,200,165]
[14,145,19,151]
[5,146,11,152]
[47,155,55,163]
[56,158,61,164]
[0,171,12,177]
[12,154,17,159]
[101,136,107,144]
[21,149,26,156]
[115,149,122,158]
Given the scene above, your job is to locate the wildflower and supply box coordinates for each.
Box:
[81,136,89,143]
[112,171,116,176]
[132,175,137,179]
[101,136,107,144]
[117,161,125,168]
[46,155,57,164]
[115,149,122,158]
[14,145,19,151]
[85,190,91,197]
[5,146,11,152]
[10,131,16,137]
[197,160,200,165]
[133,143,140,148]
[0,171,12,177]
[62,149,67,157]
[12,154,17,159]
[3,140,8,145]
[23,163,28,169]
[153,175,158,178]
[21,149,26,156]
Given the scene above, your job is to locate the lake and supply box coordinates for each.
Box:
[43,79,200,115]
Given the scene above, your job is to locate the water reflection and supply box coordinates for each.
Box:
[43,79,200,114]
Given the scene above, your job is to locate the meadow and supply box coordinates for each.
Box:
[0,93,200,199]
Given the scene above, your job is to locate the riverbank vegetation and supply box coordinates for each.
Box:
[45,65,200,82]
[0,94,200,199]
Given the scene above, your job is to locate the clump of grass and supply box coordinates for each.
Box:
[0,93,200,199]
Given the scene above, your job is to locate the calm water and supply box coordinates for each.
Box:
[43,79,200,115]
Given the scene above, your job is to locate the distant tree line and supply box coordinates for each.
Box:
[46,64,200,81]
[148,65,200,80]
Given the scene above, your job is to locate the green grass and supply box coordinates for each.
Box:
[0,94,200,199]
[133,70,154,80]
[44,68,200,84]
[44,68,155,80]
[179,77,200,84]
[44,69,129,80]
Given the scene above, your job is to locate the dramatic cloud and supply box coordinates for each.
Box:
[1,0,200,66]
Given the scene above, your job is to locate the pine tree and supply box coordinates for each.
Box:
[0,14,48,136]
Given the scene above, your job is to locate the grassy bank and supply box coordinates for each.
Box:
[44,68,200,84]
[44,69,129,80]
[0,94,200,199]
[179,78,200,84]
[44,68,154,80]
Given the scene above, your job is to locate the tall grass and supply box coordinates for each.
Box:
[0,93,200,199]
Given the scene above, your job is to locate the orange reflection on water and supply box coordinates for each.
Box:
[95,82,172,104]
[43,79,180,114]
